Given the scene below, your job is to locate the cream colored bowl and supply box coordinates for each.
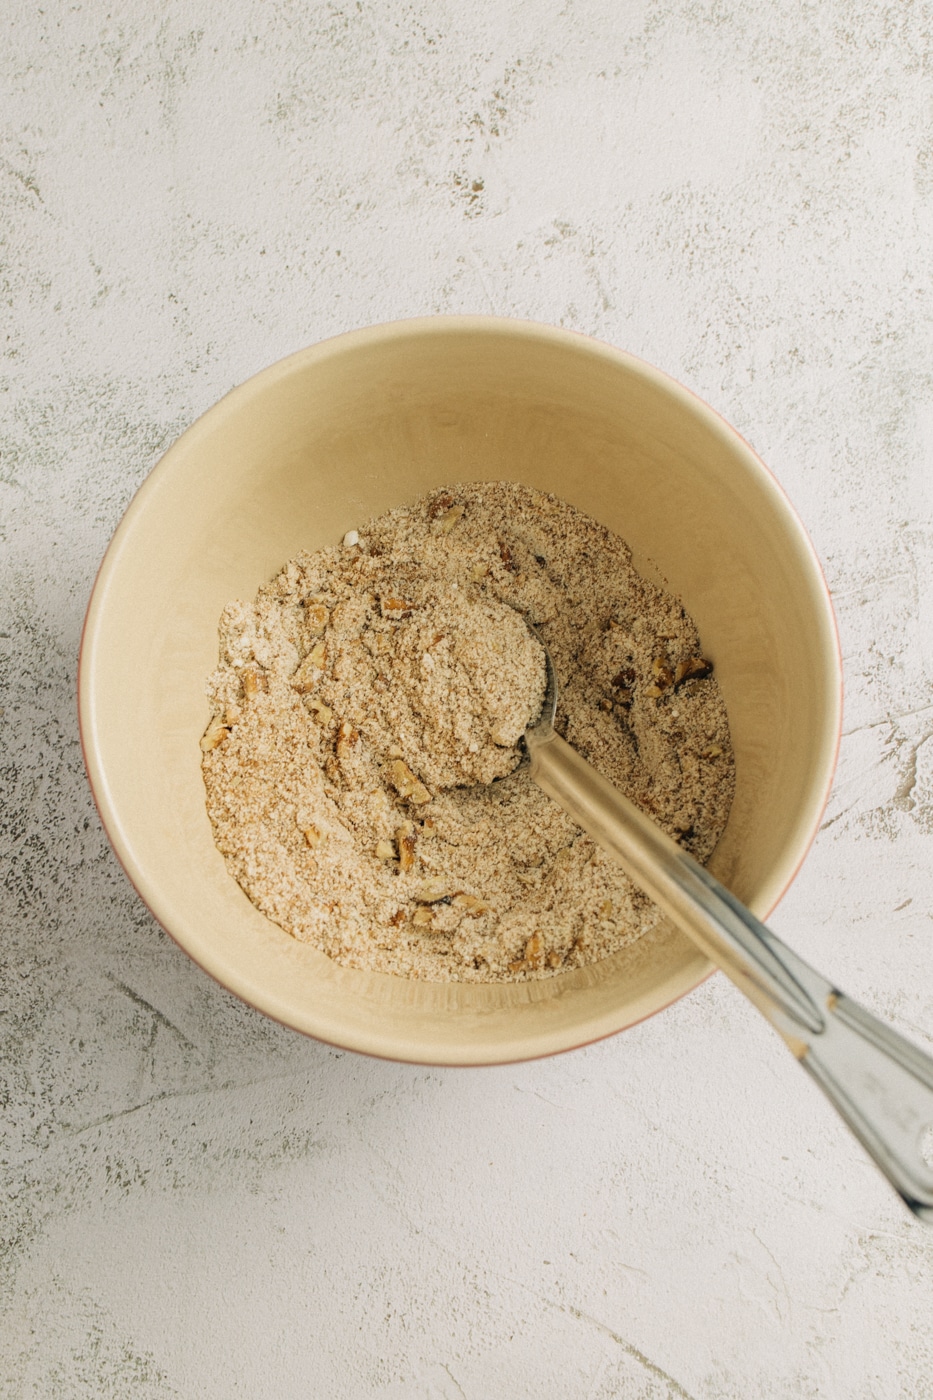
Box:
[79,317,841,1064]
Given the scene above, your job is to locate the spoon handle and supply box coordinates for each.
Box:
[527,726,933,1220]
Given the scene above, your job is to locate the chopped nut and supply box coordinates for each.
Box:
[375,840,395,861]
[342,529,360,548]
[336,721,359,759]
[644,684,664,699]
[427,492,454,518]
[523,933,542,968]
[224,703,241,725]
[291,642,327,692]
[306,697,333,724]
[675,656,714,685]
[611,667,636,690]
[302,601,329,634]
[700,742,723,759]
[387,743,404,758]
[200,715,230,752]
[420,818,437,837]
[380,596,413,620]
[599,698,613,713]
[599,898,613,918]
[396,821,417,872]
[439,503,465,533]
[499,541,515,571]
[414,877,451,903]
[546,949,564,968]
[451,893,487,916]
[470,562,489,583]
[411,908,434,927]
[507,938,544,972]
[388,758,432,804]
[651,657,675,689]
[303,824,323,848]
[241,666,267,699]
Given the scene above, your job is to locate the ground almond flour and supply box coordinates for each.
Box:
[201,482,735,982]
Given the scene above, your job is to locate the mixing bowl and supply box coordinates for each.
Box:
[79,316,842,1064]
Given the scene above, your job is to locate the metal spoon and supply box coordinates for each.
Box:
[524,636,933,1221]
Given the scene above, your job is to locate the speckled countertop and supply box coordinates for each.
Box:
[3,3,933,1396]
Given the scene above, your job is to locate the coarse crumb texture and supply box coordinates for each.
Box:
[201,483,735,983]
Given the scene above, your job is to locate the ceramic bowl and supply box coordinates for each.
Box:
[79,317,841,1064]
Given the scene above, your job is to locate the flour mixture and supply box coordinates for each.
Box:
[201,482,734,982]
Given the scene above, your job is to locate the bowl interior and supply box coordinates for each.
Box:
[80,319,841,1064]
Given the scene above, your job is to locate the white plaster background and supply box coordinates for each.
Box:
[3,1,933,1395]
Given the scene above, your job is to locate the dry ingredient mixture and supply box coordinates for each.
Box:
[201,482,735,982]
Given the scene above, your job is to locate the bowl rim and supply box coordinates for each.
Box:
[78,313,844,1065]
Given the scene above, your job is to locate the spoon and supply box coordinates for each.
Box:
[524,636,933,1221]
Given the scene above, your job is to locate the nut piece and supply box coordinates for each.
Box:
[414,877,450,904]
[651,657,675,689]
[675,656,714,686]
[241,666,267,699]
[700,742,723,759]
[303,824,323,848]
[509,933,543,973]
[451,893,488,916]
[375,839,395,861]
[438,503,465,533]
[380,596,413,620]
[306,697,333,724]
[200,715,230,752]
[396,821,417,872]
[411,908,434,927]
[342,529,360,548]
[291,642,327,693]
[427,492,454,518]
[388,758,432,805]
[336,721,359,759]
[303,601,329,634]
[610,667,635,705]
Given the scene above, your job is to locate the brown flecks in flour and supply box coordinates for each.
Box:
[201,482,735,983]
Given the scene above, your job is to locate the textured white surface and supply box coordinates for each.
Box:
[3,2,933,1395]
